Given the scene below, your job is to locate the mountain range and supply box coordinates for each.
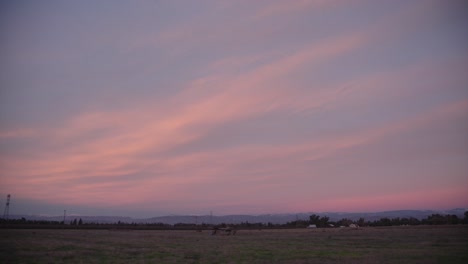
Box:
[8,208,467,225]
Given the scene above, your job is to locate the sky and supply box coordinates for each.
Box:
[1,0,467,218]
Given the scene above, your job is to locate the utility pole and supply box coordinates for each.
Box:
[63,210,66,224]
[3,194,10,219]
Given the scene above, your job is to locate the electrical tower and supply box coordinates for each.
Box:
[3,194,10,219]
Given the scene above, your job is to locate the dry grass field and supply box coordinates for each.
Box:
[1,225,467,263]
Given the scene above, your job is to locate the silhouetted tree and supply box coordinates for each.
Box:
[357,217,366,227]
[317,216,330,227]
[426,214,446,225]
[309,214,320,225]
[408,217,420,225]
[447,215,459,225]
[336,218,353,227]
[308,214,329,227]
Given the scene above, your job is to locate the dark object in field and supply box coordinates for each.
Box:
[211,227,237,236]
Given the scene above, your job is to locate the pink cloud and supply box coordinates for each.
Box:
[4,59,466,211]
[311,186,468,212]
[0,128,36,139]
[4,61,466,208]
[1,1,466,215]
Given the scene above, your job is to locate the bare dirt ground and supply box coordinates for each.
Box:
[1,225,467,263]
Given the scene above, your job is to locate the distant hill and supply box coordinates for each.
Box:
[8,208,467,225]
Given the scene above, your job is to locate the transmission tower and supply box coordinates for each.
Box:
[3,194,10,219]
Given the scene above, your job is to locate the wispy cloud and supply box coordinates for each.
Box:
[0,128,36,139]
[1,0,466,216]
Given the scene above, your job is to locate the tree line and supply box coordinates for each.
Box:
[287,212,468,228]
[1,211,467,229]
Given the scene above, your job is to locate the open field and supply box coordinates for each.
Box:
[1,225,467,263]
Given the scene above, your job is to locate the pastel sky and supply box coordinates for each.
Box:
[1,0,467,218]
